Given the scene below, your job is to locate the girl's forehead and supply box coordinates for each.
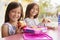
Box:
[33,5,39,8]
[11,7,21,11]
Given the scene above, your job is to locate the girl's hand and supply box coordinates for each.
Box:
[16,28,21,34]
[18,21,26,29]
[47,26,56,31]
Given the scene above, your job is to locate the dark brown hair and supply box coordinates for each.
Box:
[5,2,23,22]
[25,3,39,18]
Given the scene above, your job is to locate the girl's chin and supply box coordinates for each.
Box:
[32,14,37,16]
[12,19,18,22]
[32,15,37,17]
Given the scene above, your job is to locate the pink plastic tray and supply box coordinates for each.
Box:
[23,33,53,40]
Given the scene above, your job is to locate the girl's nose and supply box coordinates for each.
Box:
[34,10,38,13]
[14,12,18,17]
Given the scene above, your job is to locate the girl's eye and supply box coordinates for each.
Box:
[11,10,16,13]
[33,7,39,11]
[35,8,39,11]
[18,12,20,14]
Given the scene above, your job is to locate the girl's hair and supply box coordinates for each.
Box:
[25,3,39,18]
[5,2,23,23]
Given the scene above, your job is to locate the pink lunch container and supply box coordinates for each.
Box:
[23,26,53,40]
[23,33,53,40]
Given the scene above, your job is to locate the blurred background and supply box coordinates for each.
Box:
[0,0,58,40]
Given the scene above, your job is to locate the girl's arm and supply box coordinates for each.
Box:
[16,21,26,34]
[16,27,21,34]
[2,24,9,37]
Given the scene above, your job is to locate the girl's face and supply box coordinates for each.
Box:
[30,5,39,17]
[9,7,21,22]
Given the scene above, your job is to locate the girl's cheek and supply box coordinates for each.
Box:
[9,11,15,16]
[30,9,34,12]
[9,13,13,18]
[18,14,21,18]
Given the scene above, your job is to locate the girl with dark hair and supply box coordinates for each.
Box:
[24,3,40,28]
[2,2,24,37]
[23,3,53,40]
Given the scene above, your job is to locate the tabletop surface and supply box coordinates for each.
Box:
[0,29,58,40]
[0,33,53,40]
[1,34,24,40]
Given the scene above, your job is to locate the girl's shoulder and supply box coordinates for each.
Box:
[2,23,9,29]
[24,18,31,22]
[2,22,9,26]
[2,22,11,28]
[24,18,30,20]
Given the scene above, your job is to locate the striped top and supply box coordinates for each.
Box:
[4,22,16,36]
[24,18,45,27]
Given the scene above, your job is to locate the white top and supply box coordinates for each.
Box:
[4,22,16,36]
[24,18,41,27]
